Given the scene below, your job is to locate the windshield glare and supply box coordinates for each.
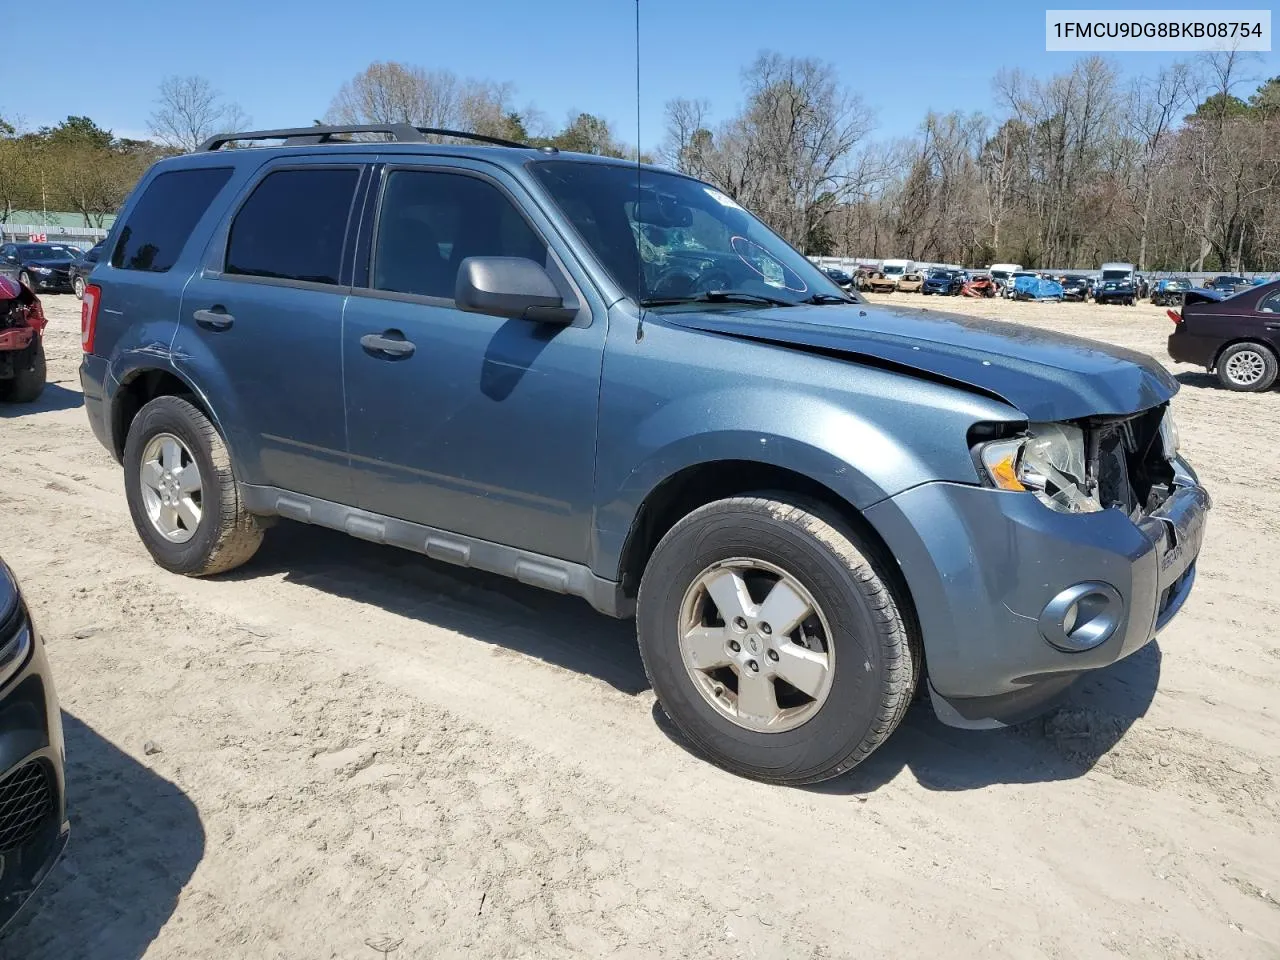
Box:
[528,161,845,305]
[1102,269,1130,281]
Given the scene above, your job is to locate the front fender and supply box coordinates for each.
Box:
[592,385,976,580]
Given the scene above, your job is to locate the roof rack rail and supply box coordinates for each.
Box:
[197,124,530,152]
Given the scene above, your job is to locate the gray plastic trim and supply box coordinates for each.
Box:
[238,484,634,619]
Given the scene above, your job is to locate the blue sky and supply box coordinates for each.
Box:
[4,0,1275,146]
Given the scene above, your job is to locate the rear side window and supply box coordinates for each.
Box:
[111,167,233,272]
[225,168,359,285]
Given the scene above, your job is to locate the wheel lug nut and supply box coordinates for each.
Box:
[767,649,779,662]
[760,622,772,635]
[733,617,747,630]
[729,640,740,652]
[747,660,758,672]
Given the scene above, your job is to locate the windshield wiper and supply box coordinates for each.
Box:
[800,292,855,304]
[639,289,796,308]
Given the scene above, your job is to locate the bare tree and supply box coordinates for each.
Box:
[149,76,249,152]
[1125,63,1194,269]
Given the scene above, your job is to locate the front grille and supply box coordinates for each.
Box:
[0,761,54,852]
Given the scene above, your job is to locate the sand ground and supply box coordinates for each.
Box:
[0,291,1277,959]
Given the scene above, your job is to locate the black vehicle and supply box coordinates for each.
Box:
[1059,275,1091,301]
[920,268,964,296]
[1207,275,1253,296]
[0,243,78,294]
[0,556,68,933]
[821,267,854,290]
[1094,278,1137,306]
[1168,280,1280,392]
[68,241,106,300]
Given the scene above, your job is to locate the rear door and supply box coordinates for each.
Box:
[174,156,373,503]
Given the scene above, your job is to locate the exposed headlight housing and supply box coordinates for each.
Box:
[978,422,1104,514]
[1159,408,1180,460]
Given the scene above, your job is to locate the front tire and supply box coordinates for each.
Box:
[17,271,33,292]
[1216,342,1278,392]
[123,395,265,575]
[0,340,45,403]
[637,495,918,785]
[73,276,86,299]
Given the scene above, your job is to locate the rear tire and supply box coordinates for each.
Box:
[123,395,265,575]
[636,495,918,785]
[1216,342,1278,392]
[0,340,45,403]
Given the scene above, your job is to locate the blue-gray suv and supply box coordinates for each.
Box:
[78,125,1210,784]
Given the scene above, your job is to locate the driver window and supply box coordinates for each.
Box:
[372,170,547,300]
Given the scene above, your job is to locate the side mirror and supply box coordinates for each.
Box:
[455,256,577,325]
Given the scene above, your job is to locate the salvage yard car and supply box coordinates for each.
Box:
[0,277,47,403]
[896,271,924,293]
[1151,278,1193,307]
[1168,279,1280,392]
[79,125,1211,784]
[0,243,77,296]
[0,554,69,933]
[921,268,964,296]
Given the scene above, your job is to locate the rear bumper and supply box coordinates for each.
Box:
[79,354,114,455]
[0,609,68,934]
[865,465,1209,728]
[1167,330,1218,368]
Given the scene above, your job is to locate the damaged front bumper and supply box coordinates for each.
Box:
[865,459,1209,728]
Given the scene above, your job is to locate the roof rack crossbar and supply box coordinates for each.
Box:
[198,125,529,152]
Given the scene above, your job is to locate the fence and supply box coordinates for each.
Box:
[1,223,110,247]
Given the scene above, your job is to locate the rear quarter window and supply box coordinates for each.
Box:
[111,167,233,272]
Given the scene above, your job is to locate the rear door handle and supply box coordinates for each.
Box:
[193,308,234,331]
[360,331,416,359]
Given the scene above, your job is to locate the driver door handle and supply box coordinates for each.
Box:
[360,331,416,359]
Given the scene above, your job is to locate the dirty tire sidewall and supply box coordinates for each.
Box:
[637,496,915,785]
[1216,342,1279,393]
[0,340,45,403]
[123,395,264,576]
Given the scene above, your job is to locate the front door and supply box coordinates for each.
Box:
[341,162,606,563]
[175,159,371,503]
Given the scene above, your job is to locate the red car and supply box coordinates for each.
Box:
[1167,280,1280,392]
[0,276,47,403]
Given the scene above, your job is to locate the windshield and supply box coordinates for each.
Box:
[1101,269,1131,282]
[989,270,1009,281]
[927,269,951,279]
[528,161,846,306]
[17,244,74,261]
[881,264,906,276]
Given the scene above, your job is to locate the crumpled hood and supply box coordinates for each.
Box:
[659,301,1177,421]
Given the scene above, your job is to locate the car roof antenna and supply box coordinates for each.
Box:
[634,0,645,343]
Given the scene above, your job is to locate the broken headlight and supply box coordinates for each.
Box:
[978,422,1104,514]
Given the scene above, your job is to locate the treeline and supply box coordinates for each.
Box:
[663,52,1280,272]
[4,54,1276,272]
[0,117,169,226]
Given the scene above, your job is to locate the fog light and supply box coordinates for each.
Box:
[1038,582,1123,652]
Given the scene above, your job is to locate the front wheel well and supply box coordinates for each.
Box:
[618,461,920,646]
[112,369,207,461]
